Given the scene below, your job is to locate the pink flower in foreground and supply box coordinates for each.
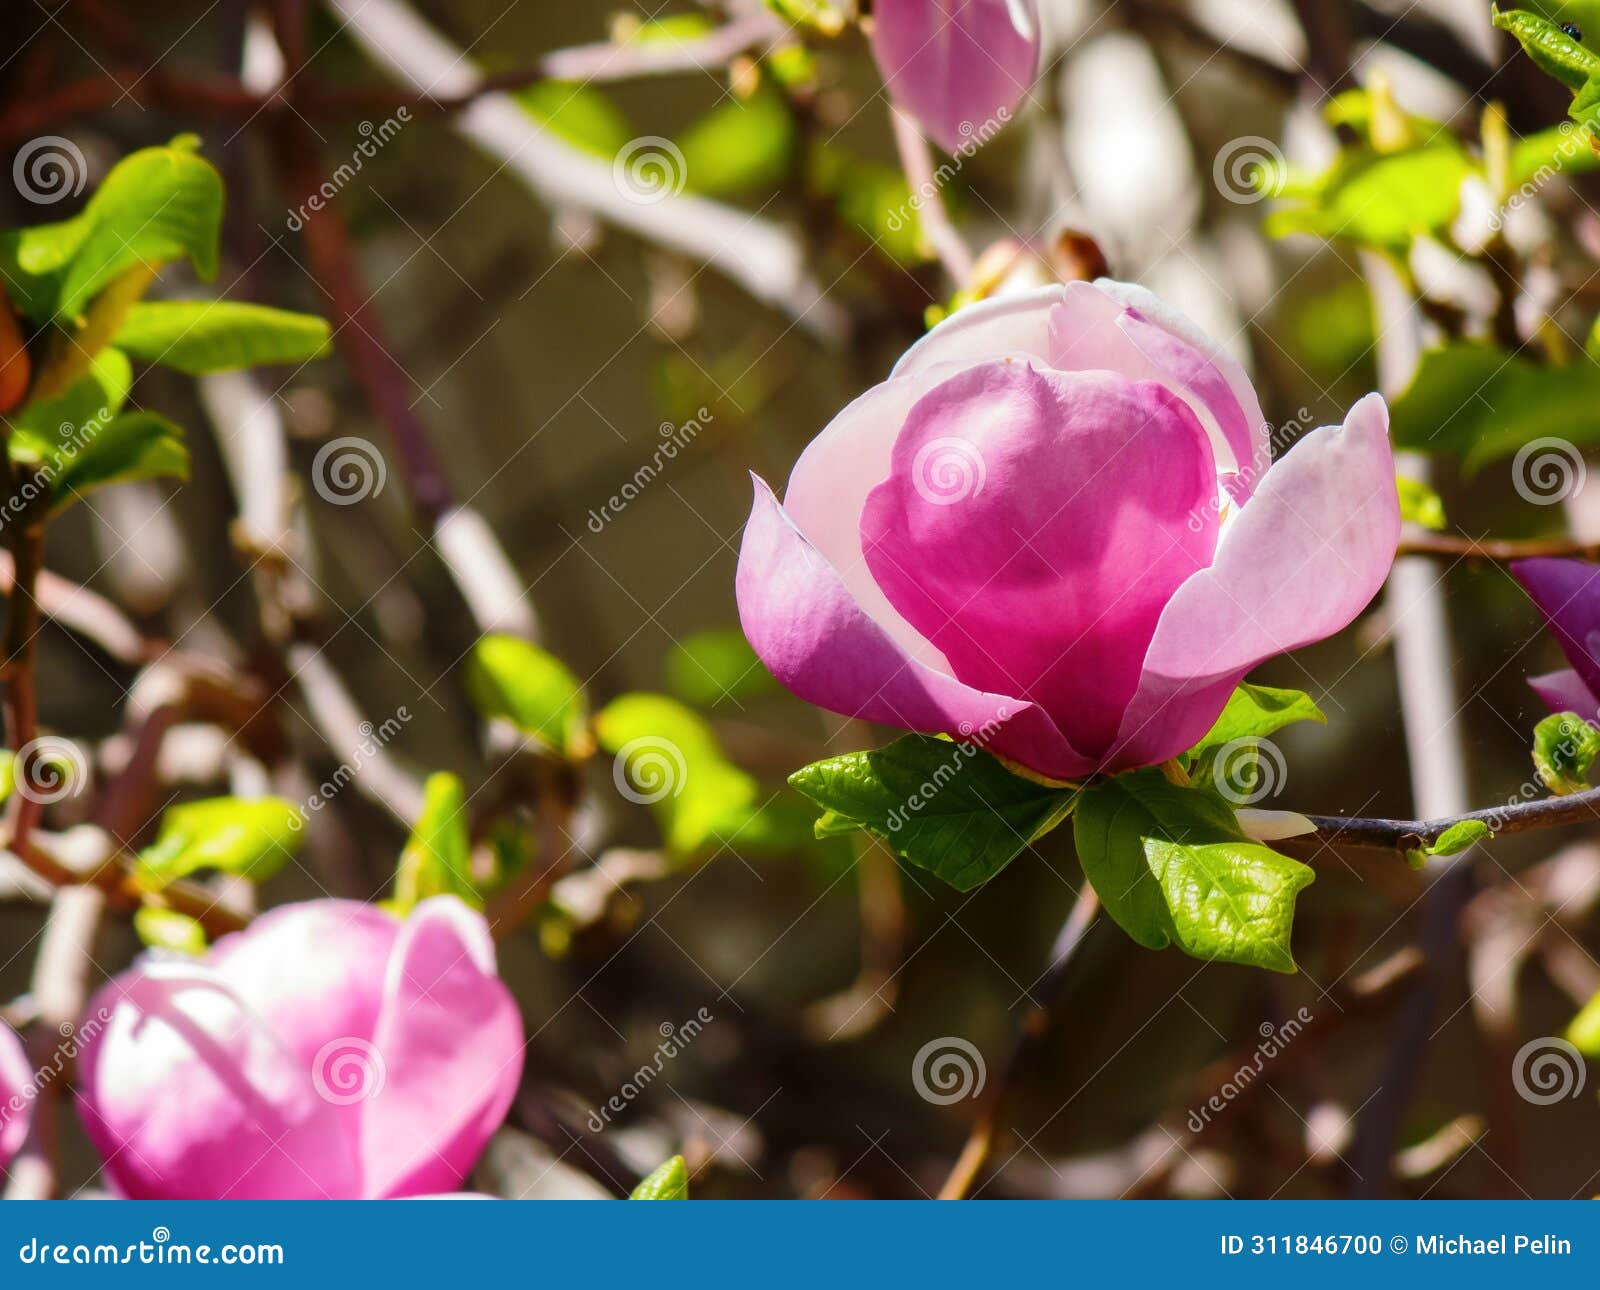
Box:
[1512,556,1600,721]
[736,280,1399,780]
[871,0,1041,153]
[0,1021,32,1172]
[76,897,522,1200]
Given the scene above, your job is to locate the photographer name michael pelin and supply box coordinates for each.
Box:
[1416,1234,1572,1256]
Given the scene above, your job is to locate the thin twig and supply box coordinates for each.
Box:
[1396,532,1600,563]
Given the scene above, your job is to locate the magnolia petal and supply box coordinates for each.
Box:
[1111,392,1398,768]
[892,285,1061,378]
[1236,808,1318,842]
[737,473,1096,779]
[1511,557,1600,702]
[0,1022,31,1169]
[1528,667,1600,722]
[871,0,1040,155]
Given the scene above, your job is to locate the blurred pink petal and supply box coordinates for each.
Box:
[1527,667,1600,720]
[1512,557,1600,704]
[0,1021,33,1171]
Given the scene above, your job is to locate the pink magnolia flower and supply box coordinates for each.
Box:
[736,280,1399,780]
[1512,556,1600,721]
[76,897,523,1200]
[871,0,1041,154]
[0,1021,32,1172]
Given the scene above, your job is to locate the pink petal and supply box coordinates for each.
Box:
[1049,282,1268,496]
[359,898,524,1198]
[76,964,360,1200]
[860,361,1218,756]
[1111,392,1398,767]
[1528,667,1600,720]
[871,0,1040,154]
[0,1022,31,1169]
[1511,557,1600,702]
[737,472,1096,779]
[892,286,1060,378]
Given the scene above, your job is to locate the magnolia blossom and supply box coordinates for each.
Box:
[77,897,522,1200]
[871,0,1041,153]
[0,1021,31,1172]
[736,280,1399,780]
[1512,557,1600,721]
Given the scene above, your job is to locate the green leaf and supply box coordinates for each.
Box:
[1494,7,1600,91]
[664,628,774,707]
[678,84,795,196]
[1389,342,1600,467]
[630,1155,689,1200]
[1567,986,1600,1056]
[1264,141,1473,252]
[808,145,930,267]
[8,346,132,468]
[1073,770,1314,972]
[1185,684,1327,765]
[1533,711,1600,795]
[464,634,590,757]
[133,906,208,955]
[1407,819,1492,869]
[0,137,224,322]
[136,796,303,889]
[1396,475,1447,530]
[598,692,811,859]
[1509,122,1600,188]
[394,772,478,911]
[47,411,189,511]
[515,82,634,159]
[788,734,1077,891]
[113,301,330,374]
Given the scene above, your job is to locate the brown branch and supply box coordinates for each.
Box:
[1397,533,1600,563]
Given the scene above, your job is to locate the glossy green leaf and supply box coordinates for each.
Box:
[1407,819,1492,869]
[46,412,189,511]
[1185,684,1326,765]
[136,796,303,889]
[1389,342,1600,466]
[113,301,330,374]
[630,1155,689,1200]
[133,906,208,955]
[1264,142,1473,252]
[1509,122,1600,188]
[789,734,1077,891]
[394,772,478,911]
[1396,475,1447,530]
[1073,770,1313,972]
[1494,7,1600,91]
[8,347,132,468]
[599,692,811,859]
[1533,711,1600,795]
[464,634,590,756]
[664,628,773,707]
